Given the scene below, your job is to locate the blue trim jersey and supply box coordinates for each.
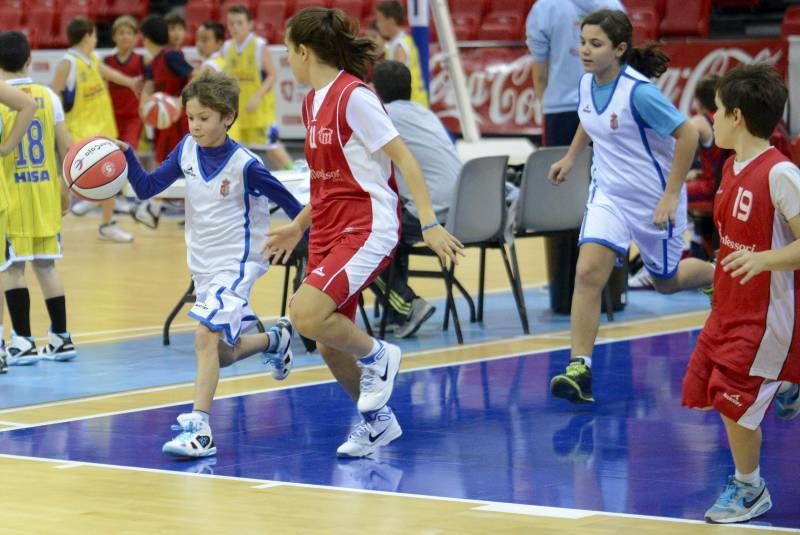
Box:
[578,65,687,228]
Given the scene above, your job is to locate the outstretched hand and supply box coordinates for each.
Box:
[721,249,767,285]
[263,222,303,265]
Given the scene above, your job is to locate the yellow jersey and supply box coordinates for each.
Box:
[0,79,63,237]
[223,34,276,129]
[387,33,429,108]
[63,49,118,141]
[202,51,226,73]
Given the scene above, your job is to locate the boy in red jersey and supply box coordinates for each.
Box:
[133,14,193,229]
[682,64,800,524]
[104,15,144,151]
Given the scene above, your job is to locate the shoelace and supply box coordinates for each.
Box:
[565,361,587,378]
[347,421,369,441]
[360,369,377,392]
[170,420,202,440]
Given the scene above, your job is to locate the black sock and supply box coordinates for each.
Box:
[5,288,31,337]
[45,296,67,334]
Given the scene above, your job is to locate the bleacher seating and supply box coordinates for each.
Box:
[660,0,712,37]
[629,6,660,43]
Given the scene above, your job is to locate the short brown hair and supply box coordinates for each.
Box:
[182,70,240,129]
[67,17,94,46]
[717,63,787,140]
[694,74,720,113]
[376,0,404,24]
[227,5,253,20]
[164,11,186,28]
[112,15,138,35]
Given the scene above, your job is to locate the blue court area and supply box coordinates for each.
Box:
[1,329,799,528]
[1,285,708,408]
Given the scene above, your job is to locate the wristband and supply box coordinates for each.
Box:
[421,221,441,231]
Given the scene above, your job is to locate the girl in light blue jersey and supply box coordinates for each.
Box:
[547,9,715,404]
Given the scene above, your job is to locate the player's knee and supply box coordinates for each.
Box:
[574,261,607,289]
[288,300,322,338]
[652,276,680,294]
[217,342,236,367]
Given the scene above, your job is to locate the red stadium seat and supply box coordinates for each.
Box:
[293,0,331,15]
[29,0,61,49]
[0,5,25,31]
[449,0,488,19]
[781,18,800,37]
[485,0,528,17]
[713,0,760,8]
[451,14,479,41]
[255,0,292,22]
[106,0,149,20]
[333,0,366,22]
[478,12,524,40]
[220,0,255,16]
[660,0,711,37]
[623,0,665,17]
[186,1,218,45]
[630,8,660,44]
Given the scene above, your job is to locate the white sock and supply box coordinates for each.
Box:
[735,466,760,486]
[358,338,383,363]
[777,381,793,395]
[192,410,210,424]
[265,330,278,353]
[574,355,592,368]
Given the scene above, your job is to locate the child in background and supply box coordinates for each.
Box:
[195,21,226,74]
[104,15,145,152]
[165,11,187,52]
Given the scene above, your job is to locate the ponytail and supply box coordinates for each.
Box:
[287,7,376,80]
[627,44,670,79]
[582,9,671,79]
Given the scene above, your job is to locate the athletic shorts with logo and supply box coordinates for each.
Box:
[682,347,782,430]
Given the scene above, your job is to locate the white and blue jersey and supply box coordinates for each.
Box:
[577,64,688,278]
[125,135,303,344]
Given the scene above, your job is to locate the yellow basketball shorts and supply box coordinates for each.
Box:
[7,234,63,263]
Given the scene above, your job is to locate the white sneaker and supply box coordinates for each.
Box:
[162,413,216,458]
[70,200,98,216]
[132,201,160,229]
[6,334,39,366]
[628,267,654,290]
[775,383,800,420]
[336,408,402,458]
[39,331,77,361]
[98,221,134,243]
[357,342,402,413]
[113,196,134,215]
[263,317,293,380]
[0,342,7,373]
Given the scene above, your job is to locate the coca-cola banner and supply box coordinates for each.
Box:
[430,39,787,136]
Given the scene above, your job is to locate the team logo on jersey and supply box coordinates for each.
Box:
[220,179,231,197]
[610,113,619,130]
[318,127,333,145]
[582,104,591,113]
[184,166,196,177]
[311,266,325,277]
[723,392,743,407]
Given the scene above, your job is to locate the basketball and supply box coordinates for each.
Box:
[141,92,181,129]
[62,136,128,201]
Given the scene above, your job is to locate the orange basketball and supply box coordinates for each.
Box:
[141,92,181,129]
[62,136,128,201]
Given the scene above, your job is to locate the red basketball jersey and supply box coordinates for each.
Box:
[104,52,144,118]
[301,72,400,251]
[695,147,800,382]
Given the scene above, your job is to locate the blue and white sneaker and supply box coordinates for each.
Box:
[357,342,402,413]
[0,342,7,374]
[337,407,402,458]
[774,383,800,420]
[705,476,772,524]
[6,334,39,366]
[263,317,293,381]
[162,413,216,458]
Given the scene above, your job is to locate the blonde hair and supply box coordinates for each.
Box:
[112,15,138,35]
[181,70,240,128]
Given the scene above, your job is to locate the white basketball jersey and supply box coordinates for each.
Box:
[179,136,272,276]
[578,65,686,227]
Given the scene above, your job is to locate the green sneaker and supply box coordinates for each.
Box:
[550,358,594,403]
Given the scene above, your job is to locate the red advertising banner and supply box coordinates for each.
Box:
[429,39,788,136]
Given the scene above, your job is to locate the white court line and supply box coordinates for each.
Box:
[0,420,25,426]
[0,453,796,532]
[0,317,705,431]
[53,461,83,469]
